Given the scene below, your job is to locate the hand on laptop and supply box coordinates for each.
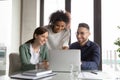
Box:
[42,60,49,69]
[62,46,69,50]
[36,60,49,70]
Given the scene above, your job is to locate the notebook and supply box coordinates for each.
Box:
[48,50,81,73]
[10,72,56,80]
[22,69,52,76]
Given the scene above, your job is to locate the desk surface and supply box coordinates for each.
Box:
[1,72,78,80]
[1,71,120,80]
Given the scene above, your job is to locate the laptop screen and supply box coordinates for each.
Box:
[48,50,81,73]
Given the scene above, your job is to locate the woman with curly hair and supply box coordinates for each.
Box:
[45,10,71,50]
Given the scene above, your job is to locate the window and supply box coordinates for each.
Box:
[44,0,65,25]
[43,0,94,43]
[71,0,94,43]
[102,0,120,51]
[102,0,120,68]
[0,1,11,46]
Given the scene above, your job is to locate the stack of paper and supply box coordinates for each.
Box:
[10,69,56,80]
[22,69,52,76]
[10,73,56,80]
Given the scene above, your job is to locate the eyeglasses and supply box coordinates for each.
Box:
[76,32,89,35]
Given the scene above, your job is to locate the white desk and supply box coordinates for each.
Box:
[0,72,78,80]
[1,71,120,80]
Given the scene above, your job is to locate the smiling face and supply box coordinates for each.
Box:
[53,21,66,33]
[35,32,48,46]
[76,27,90,45]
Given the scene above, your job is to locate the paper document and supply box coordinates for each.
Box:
[78,71,117,79]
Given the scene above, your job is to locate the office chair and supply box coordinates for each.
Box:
[9,53,22,76]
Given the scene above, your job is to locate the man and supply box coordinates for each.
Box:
[69,23,100,70]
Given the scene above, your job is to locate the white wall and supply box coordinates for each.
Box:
[7,0,21,75]
[0,1,21,55]
[0,0,21,75]
[0,1,12,51]
[0,0,39,75]
[21,0,37,44]
[11,0,21,53]
[0,0,21,53]
[0,0,21,52]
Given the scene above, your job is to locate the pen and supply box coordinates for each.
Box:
[90,71,98,75]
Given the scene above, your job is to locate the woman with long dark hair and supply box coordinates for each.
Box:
[19,27,49,71]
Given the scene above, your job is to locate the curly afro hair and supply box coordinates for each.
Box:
[49,10,70,25]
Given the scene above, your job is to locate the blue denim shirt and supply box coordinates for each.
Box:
[69,40,100,70]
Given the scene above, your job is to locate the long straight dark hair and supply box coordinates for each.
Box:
[25,27,48,44]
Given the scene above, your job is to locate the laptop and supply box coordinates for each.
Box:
[48,50,81,73]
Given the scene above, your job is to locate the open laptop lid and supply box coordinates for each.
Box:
[48,50,81,73]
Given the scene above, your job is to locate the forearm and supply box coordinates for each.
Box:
[81,61,98,70]
[21,64,35,71]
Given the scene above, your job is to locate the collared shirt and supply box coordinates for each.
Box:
[69,40,100,70]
